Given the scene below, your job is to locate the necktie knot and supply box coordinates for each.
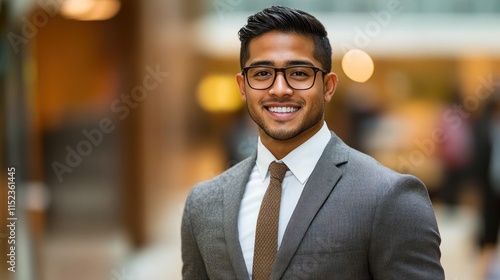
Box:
[269,161,288,183]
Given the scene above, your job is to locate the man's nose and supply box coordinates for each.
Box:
[268,73,293,96]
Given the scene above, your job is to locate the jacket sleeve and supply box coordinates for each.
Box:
[181,190,209,280]
[368,175,445,279]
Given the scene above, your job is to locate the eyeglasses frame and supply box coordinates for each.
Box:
[241,65,329,90]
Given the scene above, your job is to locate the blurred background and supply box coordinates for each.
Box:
[1,0,500,279]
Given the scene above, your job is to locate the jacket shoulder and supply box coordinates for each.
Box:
[342,145,425,192]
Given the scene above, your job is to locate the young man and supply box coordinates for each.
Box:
[182,6,444,279]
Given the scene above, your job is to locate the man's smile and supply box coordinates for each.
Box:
[263,103,302,120]
[267,106,299,113]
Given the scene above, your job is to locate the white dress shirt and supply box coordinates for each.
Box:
[237,122,332,276]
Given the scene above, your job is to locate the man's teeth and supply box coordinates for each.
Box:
[268,107,298,113]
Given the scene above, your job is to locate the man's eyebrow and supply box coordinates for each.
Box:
[286,60,315,66]
[248,61,274,67]
[247,60,316,67]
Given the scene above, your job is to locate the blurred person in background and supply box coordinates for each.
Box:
[225,111,259,166]
[474,92,500,279]
[436,91,474,210]
[181,6,444,279]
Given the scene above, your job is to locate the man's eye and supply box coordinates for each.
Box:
[290,71,308,76]
[253,71,272,77]
[289,70,312,77]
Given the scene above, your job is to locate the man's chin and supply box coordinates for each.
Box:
[263,128,299,141]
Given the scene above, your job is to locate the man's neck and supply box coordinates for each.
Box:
[259,122,324,160]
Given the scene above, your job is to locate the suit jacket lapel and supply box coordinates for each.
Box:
[271,132,349,279]
[223,154,257,280]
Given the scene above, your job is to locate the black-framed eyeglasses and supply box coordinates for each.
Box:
[242,65,328,90]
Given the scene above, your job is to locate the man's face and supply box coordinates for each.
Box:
[236,31,337,142]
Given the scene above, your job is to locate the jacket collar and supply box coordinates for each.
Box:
[272,132,349,279]
[222,131,349,280]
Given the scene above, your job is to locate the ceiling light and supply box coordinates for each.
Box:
[61,0,121,21]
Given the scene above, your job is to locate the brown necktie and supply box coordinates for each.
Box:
[252,161,289,280]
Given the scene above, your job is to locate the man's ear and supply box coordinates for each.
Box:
[323,72,338,103]
[236,73,247,102]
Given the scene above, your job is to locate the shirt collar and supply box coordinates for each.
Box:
[256,122,331,184]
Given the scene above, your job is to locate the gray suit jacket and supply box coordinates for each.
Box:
[181,132,444,279]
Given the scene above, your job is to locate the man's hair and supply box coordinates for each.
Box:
[238,6,332,73]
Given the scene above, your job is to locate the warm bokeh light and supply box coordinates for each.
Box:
[341,49,375,83]
[197,74,243,113]
[61,0,121,21]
